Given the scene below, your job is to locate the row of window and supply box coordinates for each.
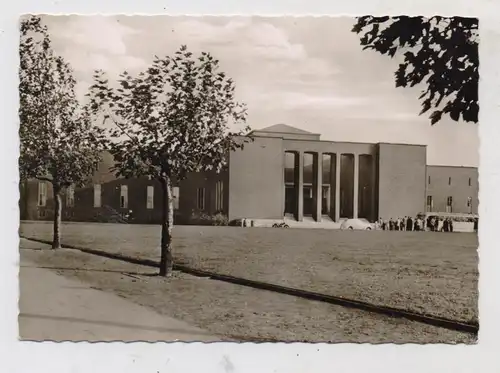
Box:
[37,183,180,210]
[428,176,474,186]
[196,181,224,211]
[37,182,224,212]
[426,196,474,213]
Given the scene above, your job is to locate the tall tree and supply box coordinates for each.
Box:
[87,45,250,277]
[19,16,105,249]
[352,16,479,124]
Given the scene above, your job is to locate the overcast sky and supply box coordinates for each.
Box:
[41,15,479,167]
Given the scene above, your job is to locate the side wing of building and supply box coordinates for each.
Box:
[425,166,478,214]
[19,151,230,225]
[20,152,172,224]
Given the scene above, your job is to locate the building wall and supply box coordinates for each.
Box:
[20,179,56,221]
[178,169,229,218]
[20,152,179,224]
[228,136,285,220]
[20,142,479,225]
[21,177,169,224]
[425,166,479,214]
[283,139,377,156]
[377,143,427,220]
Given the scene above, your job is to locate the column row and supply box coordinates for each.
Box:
[285,151,366,223]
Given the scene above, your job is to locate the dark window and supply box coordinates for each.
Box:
[469,177,472,186]
[120,185,128,208]
[428,176,431,185]
[38,182,47,207]
[197,188,206,211]
[146,186,154,209]
[66,185,75,207]
[173,187,180,210]
[322,186,329,199]
[94,184,102,208]
[448,177,451,185]
[215,181,224,212]
[284,152,296,184]
[426,196,433,212]
[446,196,453,213]
[303,153,314,185]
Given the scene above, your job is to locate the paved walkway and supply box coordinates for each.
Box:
[19,240,219,342]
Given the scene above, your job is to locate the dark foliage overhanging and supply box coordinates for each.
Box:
[352,16,479,124]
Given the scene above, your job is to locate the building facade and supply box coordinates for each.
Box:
[19,124,479,224]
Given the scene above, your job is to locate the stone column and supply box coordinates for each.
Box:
[313,152,322,222]
[295,151,304,222]
[335,153,341,222]
[370,156,377,221]
[328,154,335,220]
[353,153,359,219]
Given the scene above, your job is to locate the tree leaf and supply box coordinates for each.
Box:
[352,16,479,125]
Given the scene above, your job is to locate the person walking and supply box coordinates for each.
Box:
[406,216,412,231]
[437,218,442,232]
[377,217,383,230]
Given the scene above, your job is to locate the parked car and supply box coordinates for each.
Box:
[340,218,375,230]
[272,222,289,228]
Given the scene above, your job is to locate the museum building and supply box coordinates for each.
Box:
[19,124,479,224]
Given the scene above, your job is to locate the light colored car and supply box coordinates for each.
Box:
[340,218,375,231]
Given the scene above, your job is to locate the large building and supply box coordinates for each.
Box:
[19,124,479,224]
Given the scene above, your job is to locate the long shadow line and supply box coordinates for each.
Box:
[21,236,479,336]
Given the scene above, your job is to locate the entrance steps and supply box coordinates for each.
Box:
[247,216,343,230]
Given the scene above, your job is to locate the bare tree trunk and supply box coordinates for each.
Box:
[52,184,62,249]
[159,176,174,277]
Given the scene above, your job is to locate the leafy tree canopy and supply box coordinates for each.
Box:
[87,45,250,182]
[352,16,479,124]
[19,15,105,188]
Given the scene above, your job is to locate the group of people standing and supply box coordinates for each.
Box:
[378,216,424,231]
[377,216,455,232]
[424,216,455,232]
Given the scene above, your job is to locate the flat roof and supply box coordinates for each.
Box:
[426,165,478,169]
[249,135,427,147]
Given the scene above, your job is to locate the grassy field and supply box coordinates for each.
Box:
[20,238,475,343]
[19,221,479,324]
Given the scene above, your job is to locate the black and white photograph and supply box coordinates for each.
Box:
[18,15,479,344]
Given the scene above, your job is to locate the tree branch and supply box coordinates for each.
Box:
[104,109,140,145]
